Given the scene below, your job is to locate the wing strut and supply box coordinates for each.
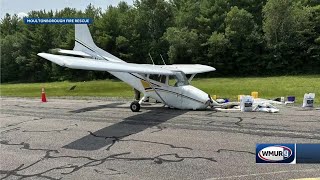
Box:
[143,75,167,106]
[148,53,155,65]
[160,54,166,65]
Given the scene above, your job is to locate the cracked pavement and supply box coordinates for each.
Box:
[0,97,320,180]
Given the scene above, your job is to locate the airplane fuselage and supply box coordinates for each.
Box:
[110,71,211,110]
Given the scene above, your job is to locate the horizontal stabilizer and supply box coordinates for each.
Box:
[57,49,92,57]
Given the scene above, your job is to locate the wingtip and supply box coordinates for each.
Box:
[37,52,46,58]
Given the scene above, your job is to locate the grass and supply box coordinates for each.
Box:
[192,75,320,104]
[1,75,319,104]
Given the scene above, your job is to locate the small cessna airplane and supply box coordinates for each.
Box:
[38,25,220,112]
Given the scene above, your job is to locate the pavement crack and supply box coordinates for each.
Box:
[22,128,69,133]
[0,140,128,179]
[0,127,21,134]
[0,118,43,129]
[0,140,59,159]
[0,132,216,179]
[207,121,215,125]
[235,117,243,127]
[93,168,126,175]
[124,139,193,150]
[22,124,78,133]
[217,148,255,155]
[112,153,217,164]
[88,131,192,151]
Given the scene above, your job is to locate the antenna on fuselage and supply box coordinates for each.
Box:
[160,54,166,65]
[148,53,155,65]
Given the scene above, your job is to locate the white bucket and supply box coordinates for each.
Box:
[240,96,253,112]
[302,93,315,108]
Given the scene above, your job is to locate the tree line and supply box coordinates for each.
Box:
[1,0,319,83]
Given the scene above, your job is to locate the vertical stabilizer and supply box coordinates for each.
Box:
[74,24,97,50]
[74,24,124,62]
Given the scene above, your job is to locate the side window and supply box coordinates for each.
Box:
[149,74,166,83]
[159,75,166,83]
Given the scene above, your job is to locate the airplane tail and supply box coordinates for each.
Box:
[74,24,123,62]
[74,24,98,52]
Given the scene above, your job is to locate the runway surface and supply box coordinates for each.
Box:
[1,97,320,180]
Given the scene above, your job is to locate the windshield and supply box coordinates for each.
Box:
[173,71,189,86]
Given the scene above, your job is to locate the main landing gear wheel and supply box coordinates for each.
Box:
[130,101,140,112]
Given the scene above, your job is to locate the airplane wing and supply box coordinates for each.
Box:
[160,64,215,74]
[38,53,174,75]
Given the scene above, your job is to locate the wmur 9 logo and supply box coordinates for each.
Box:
[256,144,296,164]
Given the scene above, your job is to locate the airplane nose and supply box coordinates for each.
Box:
[181,85,211,109]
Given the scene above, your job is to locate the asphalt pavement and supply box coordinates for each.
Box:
[1,97,320,180]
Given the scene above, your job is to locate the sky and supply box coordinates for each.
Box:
[0,0,133,18]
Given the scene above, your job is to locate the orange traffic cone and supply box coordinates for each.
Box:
[41,87,47,102]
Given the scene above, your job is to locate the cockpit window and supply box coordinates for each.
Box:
[168,71,189,87]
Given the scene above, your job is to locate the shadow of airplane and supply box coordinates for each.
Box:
[63,103,188,151]
[68,102,166,113]
[69,103,125,113]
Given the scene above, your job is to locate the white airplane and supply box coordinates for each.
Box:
[38,24,220,112]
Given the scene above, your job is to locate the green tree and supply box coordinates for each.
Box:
[0,14,19,36]
[1,34,21,82]
[263,0,309,46]
[132,0,173,64]
[207,32,230,74]
[171,0,200,29]
[224,6,262,75]
[164,27,199,64]
[305,5,320,73]
[1,0,319,83]
[263,0,313,73]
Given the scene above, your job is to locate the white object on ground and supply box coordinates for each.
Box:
[302,93,315,108]
[240,96,253,112]
[253,103,279,113]
[253,98,284,105]
[285,101,294,105]
[216,99,226,103]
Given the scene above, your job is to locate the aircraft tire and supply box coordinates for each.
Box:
[130,101,140,112]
